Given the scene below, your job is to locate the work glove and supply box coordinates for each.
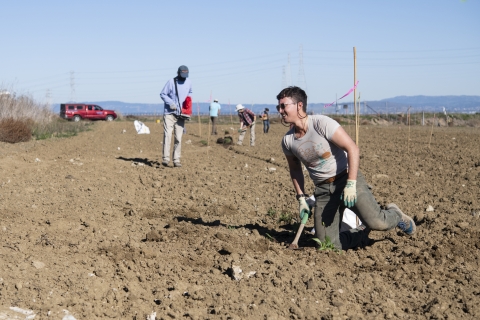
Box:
[341,179,357,208]
[298,197,311,224]
[170,103,177,110]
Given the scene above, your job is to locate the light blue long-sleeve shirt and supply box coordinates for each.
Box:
[209,102,221,117]
[160,77,192,115]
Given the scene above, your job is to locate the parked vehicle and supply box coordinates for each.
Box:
[60,104,117,121]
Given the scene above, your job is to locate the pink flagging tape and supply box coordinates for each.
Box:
[324,81,359,108]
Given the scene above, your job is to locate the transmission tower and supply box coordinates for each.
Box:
[45,89,52,109]
[281,65,287,89]
[286,54,292,87]
[297,45,307,93]
[70,70,76,102]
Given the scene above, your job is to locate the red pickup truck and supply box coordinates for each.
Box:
[60,104,117,122]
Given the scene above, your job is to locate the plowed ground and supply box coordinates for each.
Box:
[0,119,479,319]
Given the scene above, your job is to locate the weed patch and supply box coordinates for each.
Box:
[32,118,92,140]
[0,118,32,143]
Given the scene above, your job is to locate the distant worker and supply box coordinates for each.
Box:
[209,99,221,135]
[160,65,192,168]
[261,108,270,133]
[235,104,256,146]
[277,86,416,250]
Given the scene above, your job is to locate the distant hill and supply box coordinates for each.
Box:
[52,95,480,116]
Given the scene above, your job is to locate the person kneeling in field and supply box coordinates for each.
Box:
[277,86,416,250]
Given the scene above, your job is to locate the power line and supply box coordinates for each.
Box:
[70,71,76,102]
[297,45,307,93]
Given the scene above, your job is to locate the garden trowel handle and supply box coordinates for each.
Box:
[291,223,305,247]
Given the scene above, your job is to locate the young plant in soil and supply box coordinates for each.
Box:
[311,236,341,253]
[267,207,276,218]
[278,211,294,224]
[265,233,277,242]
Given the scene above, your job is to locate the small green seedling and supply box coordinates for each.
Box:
[267,207,276,218]
[200,140,208,146]
[227,225,236,230]
[265,233,277,242]
[311,236,341,253]
[278,211,294,224]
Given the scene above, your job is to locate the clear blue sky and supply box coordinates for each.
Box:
[1,0,479,106]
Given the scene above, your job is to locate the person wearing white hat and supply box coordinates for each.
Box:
[235,104,256,146]
[209,99,221,135]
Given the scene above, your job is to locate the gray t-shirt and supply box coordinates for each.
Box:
[281,115,348,184]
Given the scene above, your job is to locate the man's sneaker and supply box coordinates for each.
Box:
[387,203,416,235]
[161,161,169,167]
[174,162,182,168]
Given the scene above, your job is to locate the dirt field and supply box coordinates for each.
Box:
[0,118,479,319]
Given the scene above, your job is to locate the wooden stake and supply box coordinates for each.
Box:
[428,113,435,148]
[353,47,359,146]
[407,106,412,152]
[207,115,210,157]
[197,101,201,138]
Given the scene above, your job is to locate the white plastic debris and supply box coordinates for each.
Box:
[268,167,276,172]
[134,120,150,134]
[426,205,434,212]
[122,129,126,133]
[147,312,156,320]
[0,306,36,320]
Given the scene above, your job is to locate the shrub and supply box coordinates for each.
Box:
[32,117,93,140]
[1,86,93,142]
[0,118,32,143]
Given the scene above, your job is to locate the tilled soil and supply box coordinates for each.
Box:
[0,119,479,319]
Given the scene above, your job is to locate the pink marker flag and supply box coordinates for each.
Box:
[324,81,359,108]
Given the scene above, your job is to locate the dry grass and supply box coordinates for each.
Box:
[0,91,53,124]
[0,118,33,143]
[0,87,92,143]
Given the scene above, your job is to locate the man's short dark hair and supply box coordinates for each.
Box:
[276,86,307,112]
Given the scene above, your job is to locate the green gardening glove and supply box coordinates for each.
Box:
[298,197,311,224]
[341,179,357,208]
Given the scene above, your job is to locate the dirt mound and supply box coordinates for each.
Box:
[0,121,479,319]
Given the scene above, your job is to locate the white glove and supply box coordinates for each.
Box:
[341,180,357,208]
[170,103,177,110]
[298,197,311,223]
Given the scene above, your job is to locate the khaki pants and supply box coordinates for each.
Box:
[163,114,185,164]
[237,123,255,146]
[210,116,218,134]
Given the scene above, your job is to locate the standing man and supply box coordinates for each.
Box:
[261,108,270,133]
[209,99,221,135]
[160,65,192,168]
[277,86,416,250]
[235,104,256,146]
